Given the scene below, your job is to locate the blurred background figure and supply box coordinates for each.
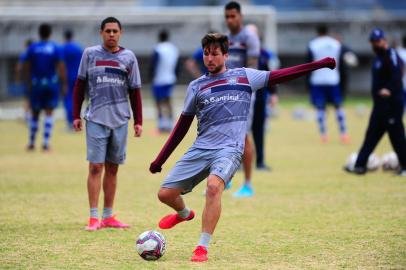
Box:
[345,28,406,176]
[62,29,83,131]
[15,38,34,125]
[396,34,406,108]
[307,25,350,144]
[336,34,359,99]
[23,23,66,151]
[149,29,179,133]
[246,23,279,171]
[185,45,206,79]
[224,1,261,198]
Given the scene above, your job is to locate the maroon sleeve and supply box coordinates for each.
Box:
[268,57,336,87]
[149,114,194,173]
[129,88,143,126]
[72,78,86,120]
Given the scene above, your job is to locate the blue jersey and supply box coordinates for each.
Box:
[372,48,403,104]
[24,40,63,86]
[63,41,82,83]
[192,47,207,74]
[182,68,269,154]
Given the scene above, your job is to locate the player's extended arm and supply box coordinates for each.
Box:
[268,57,336,87]
[72,78,86,121]
[128,88,143,126]
[149,114,194,173]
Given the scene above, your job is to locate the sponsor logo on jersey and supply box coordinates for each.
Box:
[202,94,240,105]
[96,76,125,86]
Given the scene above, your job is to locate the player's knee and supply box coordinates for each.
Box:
[206,182,222,198]
[157,189,174,204]
[89,163,103,176]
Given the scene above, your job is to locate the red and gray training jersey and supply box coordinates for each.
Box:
[183,68,269,154]
[77,45,141,129]
[226,26,260,69]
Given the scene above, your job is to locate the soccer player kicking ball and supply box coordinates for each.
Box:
[149,33,335,262]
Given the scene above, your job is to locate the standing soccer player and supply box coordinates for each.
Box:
[307,25,350,143]
[150,29,179,133]
[224,1,261,197]
[62,29,83,131]
[149,32,336,262]
[344,29,406,176]
[72,17,143,231]
[23,23,67,151]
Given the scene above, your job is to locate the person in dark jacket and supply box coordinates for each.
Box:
[345,28,406,176]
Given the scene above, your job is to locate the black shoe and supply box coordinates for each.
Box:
[42,144,51,152]
[256,164,271,171]
[26,144,35,151]
[344,165,367,175]
[396,169,406,176]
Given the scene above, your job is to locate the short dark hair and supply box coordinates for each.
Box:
[317,25,328,35]
[159,29,169,42]
[201,33,229,54]
[402,35,406,47]
[225,1,241,13]
[39,23,52,39]
[64,29,73,41]
[101,17,122,30]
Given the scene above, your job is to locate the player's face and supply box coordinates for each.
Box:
[100,23,122,51]
[370,39,387,55]
[225,9,242,33]
[203,44,228,75]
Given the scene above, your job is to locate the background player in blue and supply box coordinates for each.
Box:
[345,29,406,176]
[307,25,350,144]
[62,29,82,131]
[224,1,261,198]
[149,29,179,133]
[15,38,33,125]
[149,32,336,262]
[186,47,207,79]
[23,23,67,151]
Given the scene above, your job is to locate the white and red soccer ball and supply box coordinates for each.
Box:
[136,230,166,261]
[381,152,399,171]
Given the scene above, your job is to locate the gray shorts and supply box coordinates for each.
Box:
[161,147,242,194]
[86,121,128,164]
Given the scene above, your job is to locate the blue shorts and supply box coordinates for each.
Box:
[86,121,128,164]
[152,84,174,101]
[29,85,59,111]
[161,147,242,194]
[310,84,342,109]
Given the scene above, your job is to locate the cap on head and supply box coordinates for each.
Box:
[369,28,385,41]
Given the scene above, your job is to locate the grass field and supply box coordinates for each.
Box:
[1,99,405,269]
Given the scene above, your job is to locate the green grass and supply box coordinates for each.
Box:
[0,100,405,269]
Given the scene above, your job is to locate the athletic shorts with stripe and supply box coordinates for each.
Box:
[161,147,242,194]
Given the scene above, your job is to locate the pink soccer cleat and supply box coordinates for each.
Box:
[100,215,130,229]
[158,210,195,229]
[85,217,100,231]
[191,246,208,262]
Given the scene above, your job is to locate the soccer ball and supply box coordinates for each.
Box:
[135,230,166,261]
[381,152,399,171]
[345,152,381,171]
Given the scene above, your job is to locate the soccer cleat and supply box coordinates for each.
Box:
[233,184,254,198]
[26,144,35,151]
[256,164,272,171]
[158,210,195,229]
[100,215,130,229]
[320,135,329,143]
[343,165,367,175]
[42,144,51,152]
[340,134,351,144]
[85,217,100,231]
[191,245,208,262]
